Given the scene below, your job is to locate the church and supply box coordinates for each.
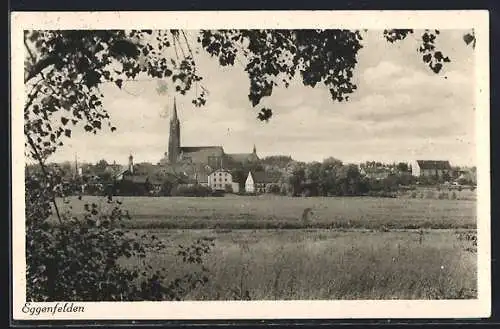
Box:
[116,98,261,189]
[160,98,259,171]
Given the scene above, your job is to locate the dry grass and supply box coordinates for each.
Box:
[121,229,477,300]
[54,195,477,300]
[55,195,477,230]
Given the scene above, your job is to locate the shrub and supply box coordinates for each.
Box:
[410,191,418,199]
[26,172,213,301]
[451,191,458,200]
[265,183,281,194]
[171,184,212,197]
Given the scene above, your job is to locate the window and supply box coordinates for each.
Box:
[225,178,227,182]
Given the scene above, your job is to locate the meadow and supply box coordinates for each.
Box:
[56,194,477,230]
[55,194,478,300]
[121,228,477,300]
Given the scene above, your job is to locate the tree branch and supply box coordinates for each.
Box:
[26,132,63,225]
[24,55,58,84]
[24,66,63,225]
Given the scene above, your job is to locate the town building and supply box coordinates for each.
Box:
[245,171,280,194]
[411,160,453,178]
[208,169,234,191]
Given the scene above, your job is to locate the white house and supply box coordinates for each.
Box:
[245,172,255,193]
[208,169,233,191]
[245,171,279,193]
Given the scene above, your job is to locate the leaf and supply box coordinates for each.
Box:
[431,63,443,74]
[115,79,123,89]
[61,117,69,125]
[110,39,140,59]
[257,108,273,122]
[463,33,475,46]
[64,129,71,138]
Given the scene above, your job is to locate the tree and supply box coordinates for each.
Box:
[397,162,409,173]
[230,167,247,193]
[24,30,213,301]
[337,164,364,196]
[95,159,109,172]
[260,155,294,170]
[286,162,306,196]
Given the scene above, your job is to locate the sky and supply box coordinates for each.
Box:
[46,29,476,167]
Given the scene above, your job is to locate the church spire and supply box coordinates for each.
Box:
[74,152,78,178]
[168,97,181,164]
[253,144,257,154]
[172,97,178,122]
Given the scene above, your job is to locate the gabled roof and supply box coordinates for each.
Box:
[416,160,452,170]
[209,168,231,175]
[250,171,280,184]
[105,164,126,174]
[114,169,131,178]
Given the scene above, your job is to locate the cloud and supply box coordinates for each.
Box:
[47,31,477,166]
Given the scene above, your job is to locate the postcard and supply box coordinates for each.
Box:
[11,10,490,320]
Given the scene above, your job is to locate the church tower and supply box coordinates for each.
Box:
[168,98,181,164]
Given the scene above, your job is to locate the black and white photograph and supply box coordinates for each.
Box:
[11,11,490,320]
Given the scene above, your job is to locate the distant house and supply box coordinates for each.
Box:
[208,169,233,191]
[104,163,126,178]
[245,171,280,193]
[412,160,452,178]
[114,169,131,181]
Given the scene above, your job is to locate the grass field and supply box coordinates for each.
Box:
[121,229,477,300]
[54,195,478,300]
[56,194,477,230]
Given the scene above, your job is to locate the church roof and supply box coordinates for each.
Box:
[180,146,224,165]
[181,146,224,153]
